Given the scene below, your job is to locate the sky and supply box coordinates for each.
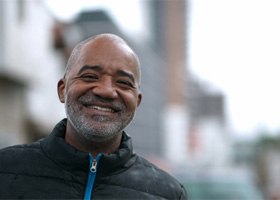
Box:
[44,0,280,139]
[189,0,280,138]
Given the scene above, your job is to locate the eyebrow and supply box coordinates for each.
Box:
[78,65,136,83]
[77,65,102,75]
[116,70,136,83]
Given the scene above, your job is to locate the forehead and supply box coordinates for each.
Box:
[70,38,140,80]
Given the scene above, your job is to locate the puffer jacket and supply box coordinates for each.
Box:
[0,119,187,199]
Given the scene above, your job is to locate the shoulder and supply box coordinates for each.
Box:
[136,155,184,184]
[130,155,187,199]
[0,141,42,171]
[0,141,41,155]
[0,141,40,155]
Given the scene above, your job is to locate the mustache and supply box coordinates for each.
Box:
[78,94,125,110]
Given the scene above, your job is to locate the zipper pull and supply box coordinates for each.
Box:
[90,159,97,172]
[89,153,101,172]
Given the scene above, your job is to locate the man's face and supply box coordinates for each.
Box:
[58,38,142,142]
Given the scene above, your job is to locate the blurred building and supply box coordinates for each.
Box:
[147,0,189,165]
[0,73,26,148]
[186,76,231,167]
[148,0,231,168]
[0,0,65,147]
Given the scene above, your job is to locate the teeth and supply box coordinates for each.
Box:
[88,105,114,113]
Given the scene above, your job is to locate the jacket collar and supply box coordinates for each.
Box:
[40,119,135,174]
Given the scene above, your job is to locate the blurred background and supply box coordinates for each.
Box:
[0,0,279,199]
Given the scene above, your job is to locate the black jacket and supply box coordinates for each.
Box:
[0,119,187,199]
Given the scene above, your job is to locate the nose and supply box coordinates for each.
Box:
[92,77,118,100]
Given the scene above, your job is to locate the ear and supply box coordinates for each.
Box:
[57,78,66,103]
[137,92,142,107]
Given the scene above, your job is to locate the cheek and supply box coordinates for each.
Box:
[66,83,89,100]
[122,93,140,110]
[64,90,81,109]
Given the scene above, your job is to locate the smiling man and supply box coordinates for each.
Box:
[59,34,142,157]
[0,34,187,199]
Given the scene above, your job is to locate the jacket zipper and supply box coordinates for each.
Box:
[84,154,101,200]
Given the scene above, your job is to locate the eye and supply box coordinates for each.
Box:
[80,73,98,81]
[117,80,135,88]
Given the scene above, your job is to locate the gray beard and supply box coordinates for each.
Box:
[65,99,135,142]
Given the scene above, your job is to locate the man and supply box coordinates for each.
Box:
[0,34,187,199]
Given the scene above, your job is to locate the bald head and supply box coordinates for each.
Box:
[64,34,141,84]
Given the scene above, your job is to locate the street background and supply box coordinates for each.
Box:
[0,0,279,199]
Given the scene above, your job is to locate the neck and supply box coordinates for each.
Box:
[65,124,123,157]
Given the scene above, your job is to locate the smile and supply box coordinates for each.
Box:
[85,105,115,113]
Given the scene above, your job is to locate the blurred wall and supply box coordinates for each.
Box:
[0,74,26,147]
[0,0,65,147]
